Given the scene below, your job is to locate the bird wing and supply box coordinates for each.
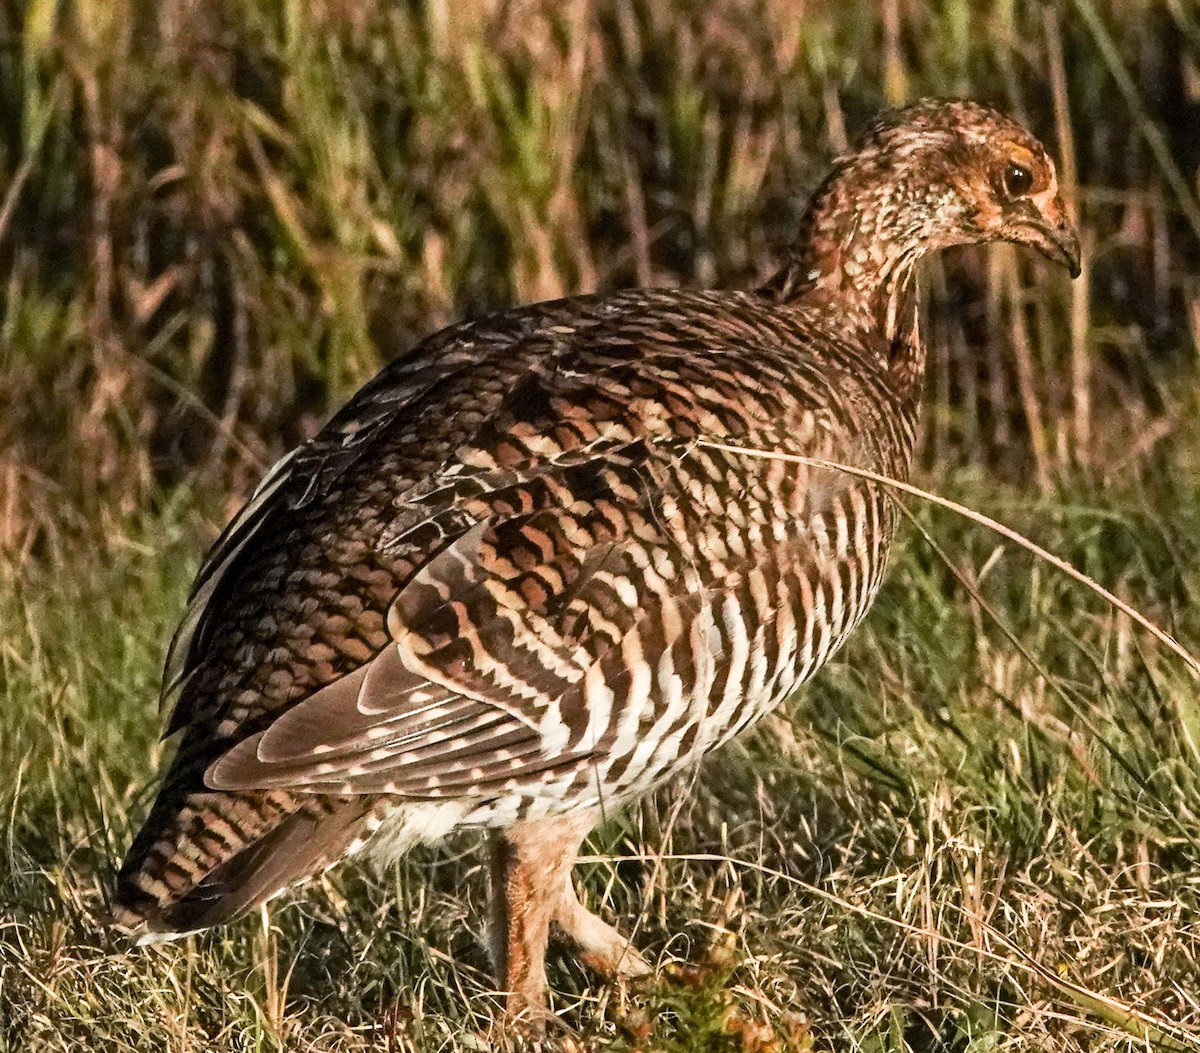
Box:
[204,438,700,796]
[161,325,499,725]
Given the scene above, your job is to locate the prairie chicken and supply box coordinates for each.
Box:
[115,99,1080,1023]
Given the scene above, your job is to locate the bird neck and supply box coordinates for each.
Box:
[760,159,943,400]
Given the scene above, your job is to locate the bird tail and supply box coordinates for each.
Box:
[112,789,379,939]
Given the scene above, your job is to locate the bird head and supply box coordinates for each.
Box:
[851,99,1082,278]
[772,99,1082,322]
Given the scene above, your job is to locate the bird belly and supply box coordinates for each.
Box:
[366,799,475,864]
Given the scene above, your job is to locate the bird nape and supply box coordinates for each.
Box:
[113,98,1080,1031]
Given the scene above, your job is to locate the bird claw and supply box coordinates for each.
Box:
[483,1001,582,1052]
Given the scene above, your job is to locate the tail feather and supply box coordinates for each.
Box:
[114,790,378,937]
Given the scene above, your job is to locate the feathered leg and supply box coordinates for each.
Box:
[489,809,649,1028]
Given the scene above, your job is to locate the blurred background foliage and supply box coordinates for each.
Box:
[1,0,1199,542]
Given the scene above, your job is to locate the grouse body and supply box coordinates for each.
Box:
[115,99,1080,1021]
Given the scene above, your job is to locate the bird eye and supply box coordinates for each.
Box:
[1003,161,1033,198]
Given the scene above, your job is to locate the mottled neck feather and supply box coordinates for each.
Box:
[761,150,955,399]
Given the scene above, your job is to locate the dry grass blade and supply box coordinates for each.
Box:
[695,440,1200,683]
[980,921,1199,1053]
[580,851,1200,1051]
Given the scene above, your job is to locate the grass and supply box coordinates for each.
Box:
[2,0,1200,1049]
[5,452,1200,1051]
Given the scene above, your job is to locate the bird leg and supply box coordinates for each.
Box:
[488,810,650,1029]
[551,872,651,981]
[489,811,593,1027]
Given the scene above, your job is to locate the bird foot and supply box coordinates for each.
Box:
[553,891,652,982]
[484,999,581,1052]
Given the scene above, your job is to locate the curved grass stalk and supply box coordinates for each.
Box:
[695,439,1200,683]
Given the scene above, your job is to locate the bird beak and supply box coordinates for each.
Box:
[1025,218,1081,278]
[1011,195,1081,278]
